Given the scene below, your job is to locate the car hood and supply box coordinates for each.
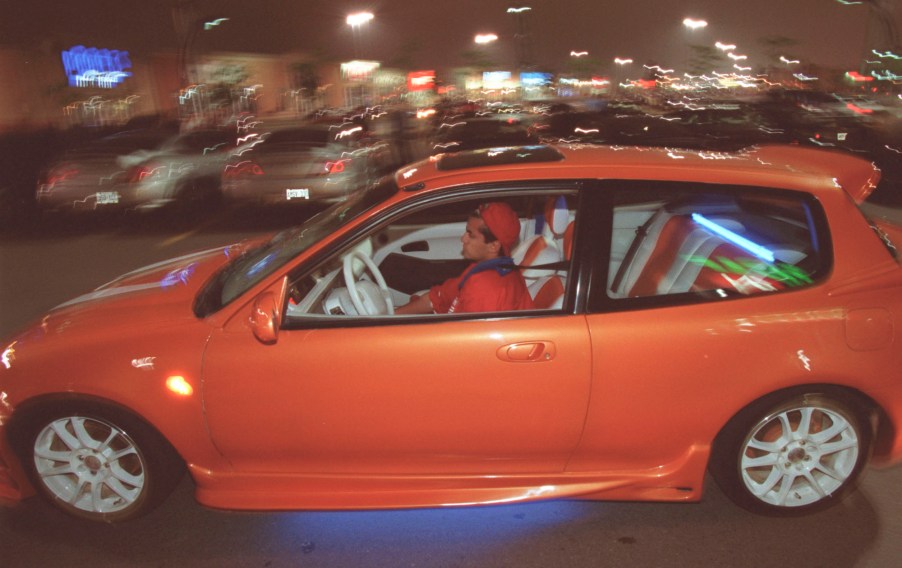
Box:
[54,244,249,315]
[9,243,255,344]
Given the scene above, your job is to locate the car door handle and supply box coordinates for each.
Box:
[497,341,556,363]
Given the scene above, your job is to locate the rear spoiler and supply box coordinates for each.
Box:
[751,145,881,204]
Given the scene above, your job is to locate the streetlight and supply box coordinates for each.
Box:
[346,12,374,27]
[614,57,633,93]
[346,12,374,58]
[475,33,499,45]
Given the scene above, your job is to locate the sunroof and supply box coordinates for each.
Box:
[435,145,565,171]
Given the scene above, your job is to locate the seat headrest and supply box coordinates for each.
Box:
[544,195,570,238]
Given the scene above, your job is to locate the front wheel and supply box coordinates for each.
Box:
[710,393,871,516]
[17,404,184,522]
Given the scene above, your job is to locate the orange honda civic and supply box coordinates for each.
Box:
[2,143,901,522]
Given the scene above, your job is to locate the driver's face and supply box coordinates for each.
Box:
[461,217,498,262]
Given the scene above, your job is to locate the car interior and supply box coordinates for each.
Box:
[607,190,823,299]
[285,193,577,319]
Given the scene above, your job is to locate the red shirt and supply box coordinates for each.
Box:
[429,261,534,314]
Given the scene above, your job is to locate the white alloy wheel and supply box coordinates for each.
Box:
[711,393,871,515]
[740,405,859,508]
[33,415,147,516]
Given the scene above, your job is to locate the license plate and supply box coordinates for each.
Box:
[837,132,847,141]
[286,188,310,200]
[95,191,120,204]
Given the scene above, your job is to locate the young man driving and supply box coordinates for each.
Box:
[396,202,535,314]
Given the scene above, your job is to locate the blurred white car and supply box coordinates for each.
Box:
[37,129,248,214]
[221,123,400,205]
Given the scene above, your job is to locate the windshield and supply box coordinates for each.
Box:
[194,176,399,317]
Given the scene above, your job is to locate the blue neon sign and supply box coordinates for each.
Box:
[61,45,132,88]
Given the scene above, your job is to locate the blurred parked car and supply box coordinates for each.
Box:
[533,106,789,151]
[36,127,240,215]
[221,122,400,206]
[429,117,538,155]
[2,143,901,523]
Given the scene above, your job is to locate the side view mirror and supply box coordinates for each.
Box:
[251,291,281,344]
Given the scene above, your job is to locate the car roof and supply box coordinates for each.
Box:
[394,144,880,203]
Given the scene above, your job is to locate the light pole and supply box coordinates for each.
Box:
[346,12,374,58]
[681,16,709,79]
[614,57,633,93]
[507,6,534,70]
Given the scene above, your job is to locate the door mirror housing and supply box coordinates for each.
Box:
[250,277,287,344]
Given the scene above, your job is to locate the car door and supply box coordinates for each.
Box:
[202,312,590,475]
[201,189,592,476]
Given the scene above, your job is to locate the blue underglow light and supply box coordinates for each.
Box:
[691,213,775,262]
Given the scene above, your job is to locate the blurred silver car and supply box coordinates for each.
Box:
[221,122,400,205]
[36,128,242,213]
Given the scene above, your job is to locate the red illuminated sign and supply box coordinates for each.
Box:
[407,71,435,92]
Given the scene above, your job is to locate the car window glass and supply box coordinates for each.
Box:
[606,184,828,301]
[283,190,578,323]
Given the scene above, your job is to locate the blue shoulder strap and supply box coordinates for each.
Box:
[457,257,514,290]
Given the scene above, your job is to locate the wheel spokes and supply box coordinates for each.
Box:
[34,416,147,515]
[741,404,861,508]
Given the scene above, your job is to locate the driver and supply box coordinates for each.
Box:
[396,202,534,314]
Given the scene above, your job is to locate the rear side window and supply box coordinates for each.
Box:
[605,182,829,303]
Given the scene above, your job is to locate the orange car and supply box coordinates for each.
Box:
[2,144,901,522]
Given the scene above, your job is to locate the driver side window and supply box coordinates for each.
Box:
[283,191,577,322]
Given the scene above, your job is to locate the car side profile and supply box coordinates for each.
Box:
[1,143,900,523]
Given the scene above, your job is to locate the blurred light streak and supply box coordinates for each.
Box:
[203,18,229,31]
[715,42,736,51]
[475,34,499,44]
[1,342,15,370]
[780,56,800,64]
[614,57,633,65]
[682,18,708,30]
[570,51,588,57]
[872,49,901,59]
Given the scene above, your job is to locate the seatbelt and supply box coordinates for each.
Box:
[458,258,570,290]
[609,211,661,294]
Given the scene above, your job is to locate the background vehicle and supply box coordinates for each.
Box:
[34,127,245,218]
[35,127,177,212]
[429,117,539,155]
[221,122,400,206]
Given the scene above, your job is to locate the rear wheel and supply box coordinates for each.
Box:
[17,403,184,522]
[710,392,870,515]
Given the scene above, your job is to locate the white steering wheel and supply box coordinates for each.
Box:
[342,249,395,315]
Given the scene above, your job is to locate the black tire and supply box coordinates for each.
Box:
[710,392,871,516]
[15,402,185,522]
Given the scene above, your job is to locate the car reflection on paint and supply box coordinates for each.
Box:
[2,142,901,524]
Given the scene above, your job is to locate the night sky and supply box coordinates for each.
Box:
[1,0,897,74]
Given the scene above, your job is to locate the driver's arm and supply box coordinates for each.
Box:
[395,293,433,315]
